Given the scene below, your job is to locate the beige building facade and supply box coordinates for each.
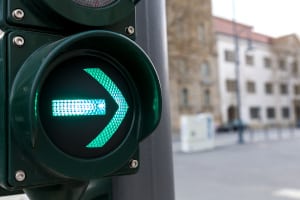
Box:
[166,0,220,133]
[214,17,300,128]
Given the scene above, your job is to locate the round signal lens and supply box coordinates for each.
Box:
[72,0,116,8]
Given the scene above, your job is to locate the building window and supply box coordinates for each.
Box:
[265,82,273,94]
[226,79,237,92]
[204,89,210,106]
[245,55,254,66]
[282,107,290,119]
[247,81,256,93]
[295,85,300,95]
[267,107,276,119]
[178,60,187,76]
[280,84,288,95]
[181,88,189,106]
[224,50,235,62]
[198,24,205,43]
[250,107,260,119]
[279,59,286,70]
[264,57,271,68]
[201,62,210,77]
[292,61,298,74]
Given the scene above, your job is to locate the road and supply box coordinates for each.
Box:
[174,130,300,200]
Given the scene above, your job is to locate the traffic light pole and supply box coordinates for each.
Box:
[112,0,175,200]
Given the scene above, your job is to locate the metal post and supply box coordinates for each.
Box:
[112,0,175,200]
[232,0,244,144]
[233,27,244,144]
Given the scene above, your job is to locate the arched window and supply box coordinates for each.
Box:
[198,24,205,43]
[204,89,210,106]
[201,62,210,77]
[181,88,188,106]
[228,106,237,122]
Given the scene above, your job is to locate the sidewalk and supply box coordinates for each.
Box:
[172,127,300,152]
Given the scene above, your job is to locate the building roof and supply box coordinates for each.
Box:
[274,33,300,44]
[213,16,273,44]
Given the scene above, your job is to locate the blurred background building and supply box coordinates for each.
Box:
[214,18,300,129]
[166,0,221,133]
[167,0,300,133]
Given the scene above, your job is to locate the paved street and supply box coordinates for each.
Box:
[174,129,300,200]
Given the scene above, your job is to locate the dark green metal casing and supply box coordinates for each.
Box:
[0,0,161,192]
[0,0,137,31]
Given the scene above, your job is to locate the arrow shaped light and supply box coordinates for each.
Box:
[83,68,129,148]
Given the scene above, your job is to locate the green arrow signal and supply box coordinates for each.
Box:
[84,68,129,148]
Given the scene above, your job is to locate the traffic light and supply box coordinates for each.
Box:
[0,0,161,191]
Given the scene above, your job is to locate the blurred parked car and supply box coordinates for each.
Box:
[216,119,248,133]
[296,120,300,128]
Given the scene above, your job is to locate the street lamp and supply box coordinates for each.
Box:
[233,20,244,144]
[232,0,253,144]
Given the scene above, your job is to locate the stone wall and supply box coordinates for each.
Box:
[166,0,221,133]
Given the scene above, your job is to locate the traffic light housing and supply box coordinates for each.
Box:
[0,0,161,191]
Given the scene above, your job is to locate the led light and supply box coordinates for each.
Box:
[72,0,116,8]
[52,99,106,117]
[84,68,129,148]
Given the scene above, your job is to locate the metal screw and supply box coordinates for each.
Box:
[125,26,135,35]
[15,170,26,182]
[129,159,139,169]
[23,86,28,93]
[13,36,25,47]
[12,9,25,20]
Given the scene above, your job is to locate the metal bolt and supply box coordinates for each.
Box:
[15,170,26,182]
[13,36,25,47]
[12,9,25,20]
[129,159,139,169]
[125,26,135,35]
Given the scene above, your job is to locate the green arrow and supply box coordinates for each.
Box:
[84,68,129,148]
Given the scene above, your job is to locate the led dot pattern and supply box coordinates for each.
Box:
[72,0,116,8]
[84,68,129,148]
[52,99,106,117]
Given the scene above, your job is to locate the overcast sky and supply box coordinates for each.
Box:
[212,0,300,37]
